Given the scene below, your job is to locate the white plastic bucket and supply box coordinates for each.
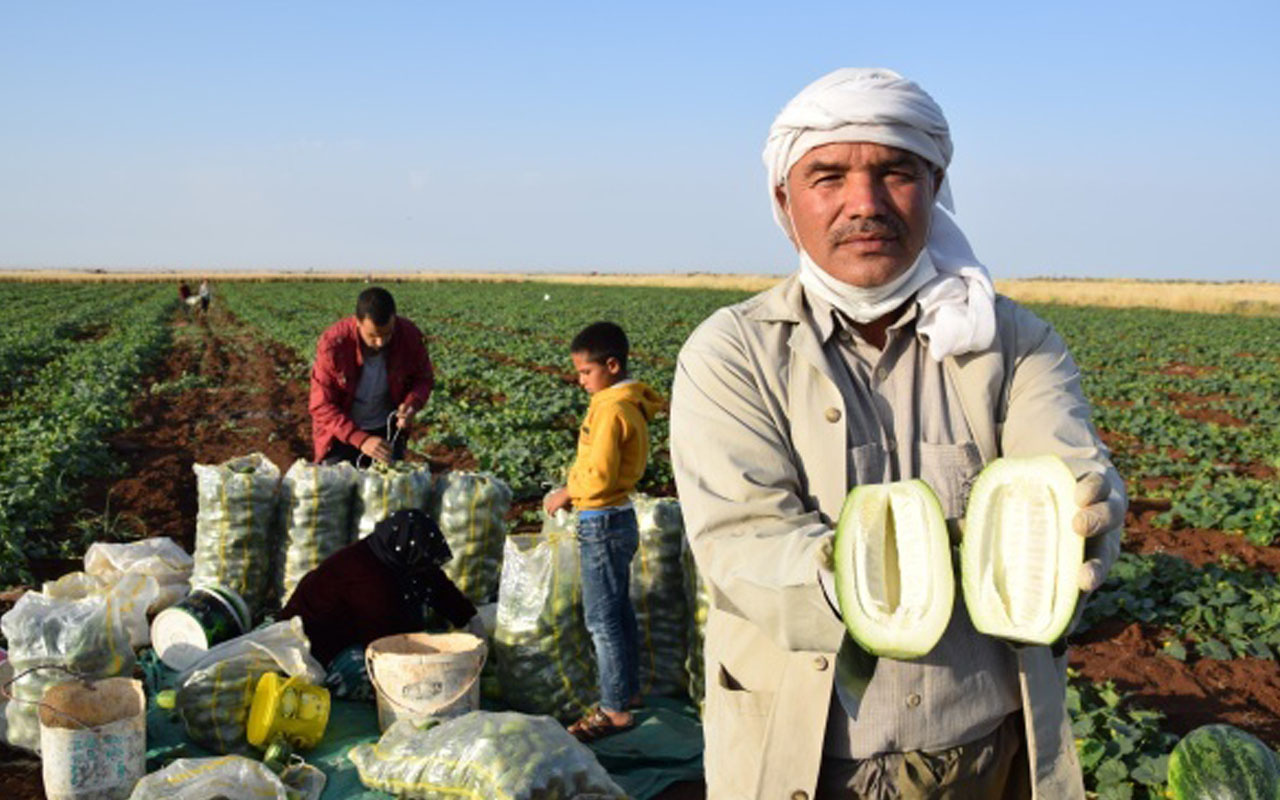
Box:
[366,632,486,731]
[39,677,146,800]
[150,584,251,670]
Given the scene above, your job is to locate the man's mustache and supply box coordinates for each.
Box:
[829,216,905,245]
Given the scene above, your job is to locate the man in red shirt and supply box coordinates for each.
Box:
[309,287,434,464]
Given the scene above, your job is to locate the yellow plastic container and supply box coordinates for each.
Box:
[245,672,330,751]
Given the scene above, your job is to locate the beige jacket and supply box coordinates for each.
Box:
[670,276,1123,800]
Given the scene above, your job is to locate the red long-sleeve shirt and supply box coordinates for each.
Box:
[308,315,434,462]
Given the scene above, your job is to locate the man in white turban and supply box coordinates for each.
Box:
[670,69,1125,799]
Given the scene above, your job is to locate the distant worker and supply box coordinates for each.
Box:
[178,281,193,315]
[543,321,664,741]
[309,286,434,465]
[280,509,483,698]
[198,278,212,315]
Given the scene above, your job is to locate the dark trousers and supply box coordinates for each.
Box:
[322,427,408,466]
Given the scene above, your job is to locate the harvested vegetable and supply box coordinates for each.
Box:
[962,455,1082,645]
[1,590,136,752]
[191,453,281,616]
[682,538,708,712]
[494,511,598,722]
[169,619,324,755]
[350,712,626,799]
[834,479,953,659]
[431,471,512,605]
[278,459,357,605]
[353,461,431,540]
[1167,724,1280,800]
[630,494,688,697]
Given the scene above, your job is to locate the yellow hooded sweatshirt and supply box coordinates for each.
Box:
[567,379,665,510]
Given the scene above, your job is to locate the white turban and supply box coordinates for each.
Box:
[763,68,995,361]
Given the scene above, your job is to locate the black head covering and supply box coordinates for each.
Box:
[366,509,452,605]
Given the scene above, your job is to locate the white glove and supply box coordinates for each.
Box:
[1073,472,1124,592]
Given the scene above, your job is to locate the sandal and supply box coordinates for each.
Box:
[567,706,636,743]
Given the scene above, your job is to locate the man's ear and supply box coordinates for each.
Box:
[774,184,789,213]
[774,185,799,248]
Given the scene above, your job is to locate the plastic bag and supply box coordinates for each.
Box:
[85,537,193,613]
[128,755,325,800]
[682,538,709,712]
[431,471,512,605]
[43,571,160,648]
[629,494,688,698]
[171,618,325,754]
[494,511,597,722]
[350,713,626,799]
[278,460,357,604]
[353,461,431,540]
[191,453,281,616]
[1,590,136,752]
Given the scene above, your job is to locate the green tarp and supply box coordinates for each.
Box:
[145,674,702,800]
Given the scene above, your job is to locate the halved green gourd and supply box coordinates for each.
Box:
[961,455,1082,645]
[833,480,953,660]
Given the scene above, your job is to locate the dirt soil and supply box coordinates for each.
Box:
[1124,496,1280,571]
[1065,490,1280,748]
[1071,620,1280,744]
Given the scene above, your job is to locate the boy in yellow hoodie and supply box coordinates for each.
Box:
[544,321,664,741]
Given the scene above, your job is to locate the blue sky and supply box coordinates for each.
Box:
[2,1,1276,279]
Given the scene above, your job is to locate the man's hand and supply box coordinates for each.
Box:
[395,401,415,430]
[360,436,393,463]
[816,535,842,619]
[1073,472,1123,592]
[543,487,572,515]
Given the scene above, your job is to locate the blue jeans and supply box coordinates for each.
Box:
[577,507,640,712]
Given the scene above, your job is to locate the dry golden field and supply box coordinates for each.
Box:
[1,270,1276,315]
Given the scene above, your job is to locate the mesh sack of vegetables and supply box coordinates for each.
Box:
[349,712,626,799]
[191,453,281,616]
[681,538,709,712]
[494,510,598,722]
[1,589,137,752]
[129,755,326,800]
[629,494,689,698]
[430,471,513,605]
[42,570,160,648]
[278,459,358,605]
[353,461,432,540]
[169,618,325,754]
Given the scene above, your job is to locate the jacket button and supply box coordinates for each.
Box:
[906,693,921,708]
[824,407,842,423]
[813,655,829,671]
[791,792,809,800]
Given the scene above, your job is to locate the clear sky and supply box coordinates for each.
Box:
[2,1,1277,279]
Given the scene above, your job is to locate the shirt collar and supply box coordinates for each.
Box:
[804,285,921,345]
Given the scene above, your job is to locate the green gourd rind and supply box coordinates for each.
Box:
[1167,724,1280,800]
[833,479,953,660]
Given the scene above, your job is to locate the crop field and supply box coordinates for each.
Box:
[1,278,1279,798]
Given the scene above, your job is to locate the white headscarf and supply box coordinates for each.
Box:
[763,68,995,361]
